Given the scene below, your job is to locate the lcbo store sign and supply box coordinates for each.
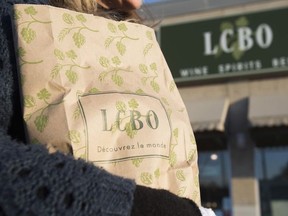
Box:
[160,6,288,82]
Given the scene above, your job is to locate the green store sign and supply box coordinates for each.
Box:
[160,7,288,82]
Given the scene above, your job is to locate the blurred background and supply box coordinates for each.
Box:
[141,0,288,216]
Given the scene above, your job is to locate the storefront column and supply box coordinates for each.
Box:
[227,82,261,216]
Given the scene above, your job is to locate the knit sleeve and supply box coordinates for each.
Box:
[0,134,136,216]
[0,0,49,139]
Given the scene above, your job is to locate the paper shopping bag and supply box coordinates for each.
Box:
[13,4,200,204]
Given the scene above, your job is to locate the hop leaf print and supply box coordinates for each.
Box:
[105,36,114,48]
[143,43,153,56]
[88,88,100,94]
[150,81,160,93]
[37,88,51,101]
[140,62,160,93]
[51,48,89,82]
[73,32,86,48]
[235,16,249,27]
[112,74,123,86]
[116,41,126,56]
[24,6,37,15]
[232,41,244,61]
[65,70,78,84]
[220,22,233,31]
[34,115,48,132]
[169,82,176,92]
[135,89,145,95]
[99,56,110,68]
[24,95,36,108]
[63,13,74,25]
[98,72,107,82]
[141,172,153,185]
[150,63,157,71]
[14,10,22,20]
[21,27,36,44]
[125,122,137,138]
[173,128,179,138]
[108,23,117,33]
[51,65,62,79]
[139,64,148,74]
[146,31,153,40]
[58,13,98,47]
[73,107,81,120]
[118,23,128,32]
[194,178,200,188]
[132,158,143,167]
[177,187,187,197]
[18,7,51,44]
[176,170,186,182]
[54,49,65,60]
[18,47,26,58]
[105,22,138,55]
[58,28,70,41]
[112,56,121,66]
[128,99,139,109]
[154,169,160,179]
[187,149,196,163]
[68,130,81,144]
[170,151,177,167]
[76,14,87,23]
[116,101,126,112]
[161,97,169,106]
[98,56,131,85]
[66,50,77,60]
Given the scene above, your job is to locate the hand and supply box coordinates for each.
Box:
[97,0,142,11]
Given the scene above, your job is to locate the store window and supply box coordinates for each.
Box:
[255,147,288,216]
[196,132,231,216]
[253,127,288,216]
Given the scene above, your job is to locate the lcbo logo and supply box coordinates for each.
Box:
[203,18,274,58]
[101,109,159,132]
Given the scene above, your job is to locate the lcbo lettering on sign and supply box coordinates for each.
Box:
[203,24,273,55]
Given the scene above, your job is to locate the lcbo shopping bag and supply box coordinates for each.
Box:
[13,4,200,204]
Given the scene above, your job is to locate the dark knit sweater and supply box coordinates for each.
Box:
[0,133,136,216]
[0,1,202,215]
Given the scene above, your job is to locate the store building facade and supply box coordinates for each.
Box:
[158,1,288,216]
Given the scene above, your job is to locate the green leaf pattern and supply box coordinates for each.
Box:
[111,99,146,138]
[68,130,81,144]
[170,128,179,167]
[16,6,51,44]
[139,62,160,93]
[25,88,64,133]
[58,13,99,48]
[34,115,48,132]
[24,95,36,108]
[98,56,132,86]
[105,22,139,55]
[50,48,90,84]
[176,170,186,181]
[18,47,43,68]
[154,168,160,179]
[132,158,143,167]
[140,172,153,185]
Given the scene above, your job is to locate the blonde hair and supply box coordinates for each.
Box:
[49,0,142,22]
